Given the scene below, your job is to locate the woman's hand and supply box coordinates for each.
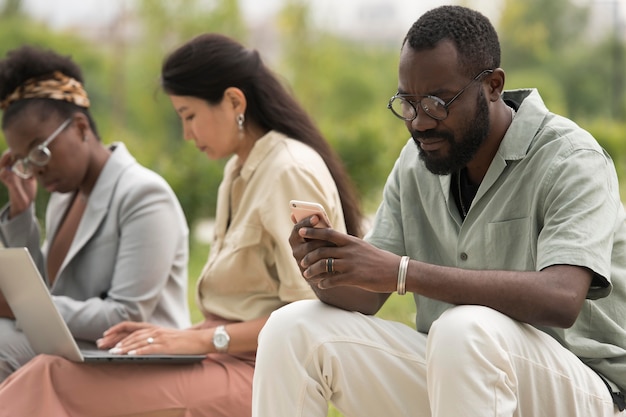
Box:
[0,150,37,218]
[96,321,155,349]
[97,321,209,356]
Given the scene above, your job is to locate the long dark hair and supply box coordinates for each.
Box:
[161,33,363,237]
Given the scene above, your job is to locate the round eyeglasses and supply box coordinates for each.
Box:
[11,118,73,180]
[387,69,493,121]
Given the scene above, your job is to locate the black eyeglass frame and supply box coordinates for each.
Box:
[387,69,494,121]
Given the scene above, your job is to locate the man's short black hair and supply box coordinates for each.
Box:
[403,5,501,77]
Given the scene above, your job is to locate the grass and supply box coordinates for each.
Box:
[187,238,416,417]
[187,240,212,324]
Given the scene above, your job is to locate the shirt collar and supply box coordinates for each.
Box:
[498,88,549,162]
[228,130,287,182]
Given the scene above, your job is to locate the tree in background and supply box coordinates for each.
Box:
[118,0,247,226]
[275,0,408,212]
[500,0,625,121]
[0,0,625,227]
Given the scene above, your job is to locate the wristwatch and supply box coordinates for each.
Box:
[212,325,230,353]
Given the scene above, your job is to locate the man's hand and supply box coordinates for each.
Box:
[289,216,396,314]
[289,214,336,277]
[295,224,400,293]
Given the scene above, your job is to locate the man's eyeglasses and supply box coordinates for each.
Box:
[387,69,494,122]
[11,118,73,179]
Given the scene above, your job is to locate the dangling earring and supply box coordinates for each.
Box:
[236,113,245,141]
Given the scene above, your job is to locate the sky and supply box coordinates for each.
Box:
[16,0,625,44]
[17,0,505,34]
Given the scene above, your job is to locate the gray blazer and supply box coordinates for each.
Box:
[0,143,191,341]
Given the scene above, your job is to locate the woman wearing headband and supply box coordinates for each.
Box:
[0,33,363,417]
[0,46,191,381]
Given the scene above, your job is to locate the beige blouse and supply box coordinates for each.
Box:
[196,130,346,321]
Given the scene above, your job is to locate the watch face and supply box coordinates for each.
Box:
[214,333,228,348]
[213,326,230,352]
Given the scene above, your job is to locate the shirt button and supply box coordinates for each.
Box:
[460,252,468,261]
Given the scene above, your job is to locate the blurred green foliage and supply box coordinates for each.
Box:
[1,3,623,416]
[0,0,625,227]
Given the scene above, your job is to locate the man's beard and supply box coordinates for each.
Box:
[412,89,490,175]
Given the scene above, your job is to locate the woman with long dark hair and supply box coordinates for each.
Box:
[0,33,362,417]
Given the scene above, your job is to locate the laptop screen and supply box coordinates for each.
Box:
[0,247,206,364]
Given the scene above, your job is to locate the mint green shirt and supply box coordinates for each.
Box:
[366,89,626,390]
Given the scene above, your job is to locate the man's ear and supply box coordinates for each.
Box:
[223,87,247,113]
[487,68,505,102]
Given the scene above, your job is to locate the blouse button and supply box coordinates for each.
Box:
[460,252,468,261]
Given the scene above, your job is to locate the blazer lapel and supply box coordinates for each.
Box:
[53,143,136,283]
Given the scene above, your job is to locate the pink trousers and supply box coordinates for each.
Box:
[0,318,255,417]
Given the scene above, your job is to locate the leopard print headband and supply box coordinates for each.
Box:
[0,71,91,111]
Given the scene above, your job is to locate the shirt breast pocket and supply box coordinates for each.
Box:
[223,225,263,252]
[485,217,535,271]
[206,224,274,295]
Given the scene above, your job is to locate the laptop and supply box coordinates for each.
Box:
[0,247,206,364]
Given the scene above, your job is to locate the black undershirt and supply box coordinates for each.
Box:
[453,167,478,221]
[453,100,520,221]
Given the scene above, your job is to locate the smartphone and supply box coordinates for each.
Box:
[289,200,332,228]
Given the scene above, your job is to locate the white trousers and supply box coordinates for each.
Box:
[252,300,621,417]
